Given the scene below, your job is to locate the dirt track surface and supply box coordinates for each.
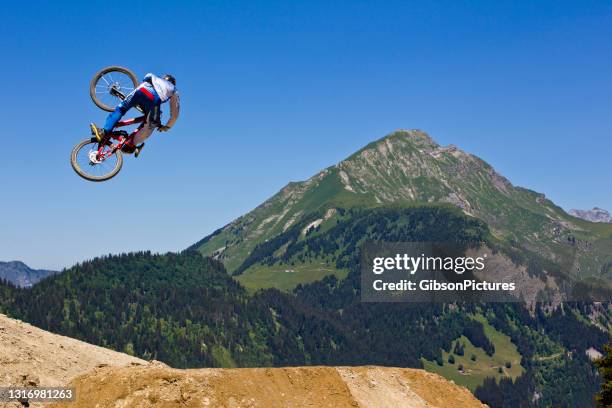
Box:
[0,314,486,408]
[48,365,487,408]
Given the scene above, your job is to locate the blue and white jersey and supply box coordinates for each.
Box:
[144,73,176,102]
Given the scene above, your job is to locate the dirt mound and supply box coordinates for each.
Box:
[0,314,145,386]
[0,313,145,407]
[0,314,486,408]
[49,365,486,408]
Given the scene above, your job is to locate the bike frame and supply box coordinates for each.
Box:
[95,116,146,160]
[93,83,152,161]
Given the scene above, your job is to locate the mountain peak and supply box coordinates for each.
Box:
[335,129,507,212]
[195,129,611,278]
[359,129,440,155]
[2,260,27,268]
[384,129,438,144]
[569,207,612,223]
[0,261,57,288]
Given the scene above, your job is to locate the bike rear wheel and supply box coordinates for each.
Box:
[71,138,123,182]
[90,66,139,112]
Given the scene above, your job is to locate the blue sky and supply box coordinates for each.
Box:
[1,0,611,269]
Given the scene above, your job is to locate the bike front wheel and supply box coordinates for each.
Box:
[71,138,123,182]
[90,66,139,112]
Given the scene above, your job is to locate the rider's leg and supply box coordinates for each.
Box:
[102,84,160,132]
[133,104,161,144]
[132,121,156,145]
[121,124,154,155]
[123,105,160,156]
[93,87,149,142]
[97,84,161,144]
[102,88,140,133]
[92,89,140,142]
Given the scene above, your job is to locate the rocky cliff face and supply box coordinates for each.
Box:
[570,207,612,223]
[0,261,57,288]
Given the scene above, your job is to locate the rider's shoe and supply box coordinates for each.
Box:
[134,143,145,158]
[90,123,105,143]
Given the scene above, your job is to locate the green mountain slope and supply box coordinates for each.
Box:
[234,205,488,291]
[194,129,612,289]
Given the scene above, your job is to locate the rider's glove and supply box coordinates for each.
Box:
[157,125,171,132]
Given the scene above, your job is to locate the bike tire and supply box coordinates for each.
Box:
[71,138,123,182]
[90,66,139,112]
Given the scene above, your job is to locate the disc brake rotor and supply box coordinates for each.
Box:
[88,150,103,165]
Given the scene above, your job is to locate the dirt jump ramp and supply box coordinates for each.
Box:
[49,364,487,408]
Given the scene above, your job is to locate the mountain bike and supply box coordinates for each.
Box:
[71,66,146,182]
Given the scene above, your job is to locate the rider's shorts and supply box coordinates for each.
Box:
[119,83,161,113]
[103,82,163,133]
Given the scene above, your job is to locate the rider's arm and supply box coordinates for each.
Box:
[164,93,180,129]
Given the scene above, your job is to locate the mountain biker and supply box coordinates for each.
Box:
[90,73,180,156]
